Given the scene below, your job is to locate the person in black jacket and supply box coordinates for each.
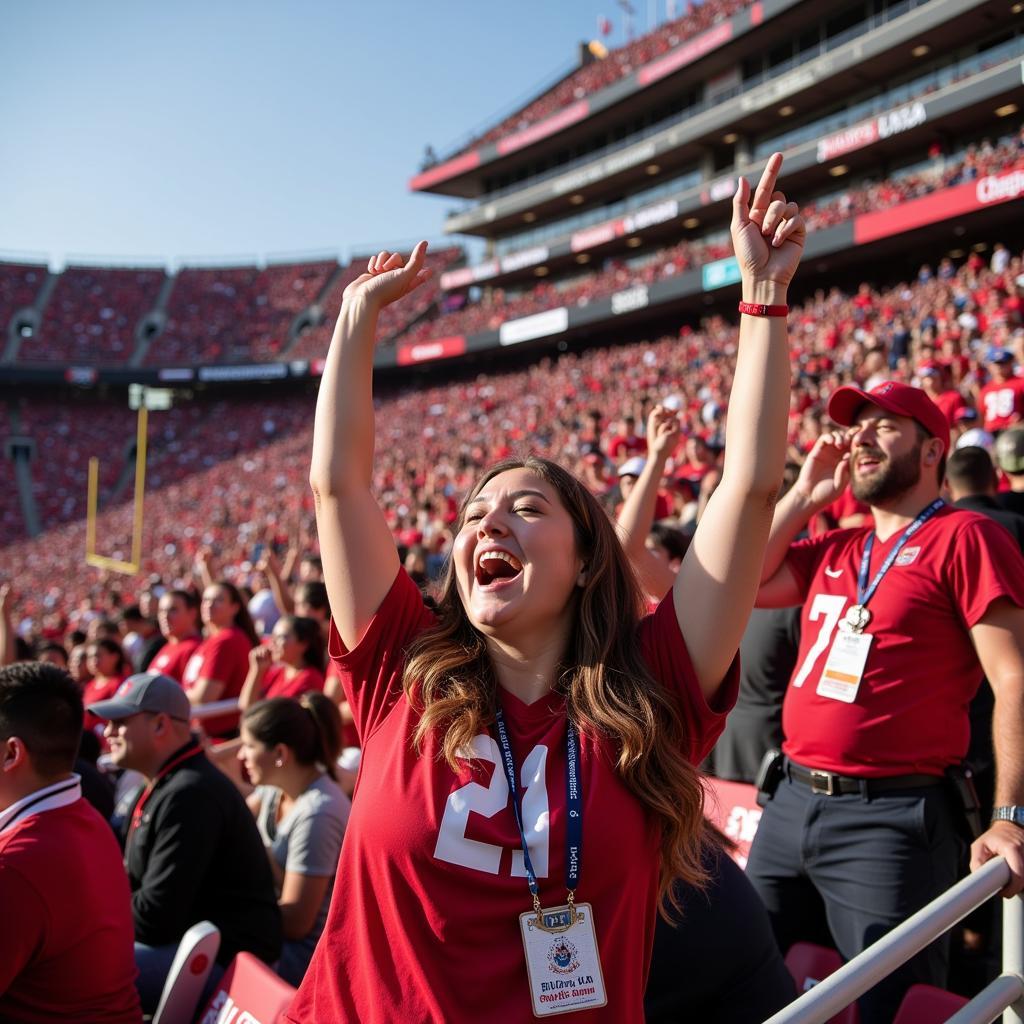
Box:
[89,673,282,1015]
[948,445,1024,550]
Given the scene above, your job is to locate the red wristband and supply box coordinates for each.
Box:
[738,301,789,317]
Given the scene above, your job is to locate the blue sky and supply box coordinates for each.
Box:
[0,1,683,269]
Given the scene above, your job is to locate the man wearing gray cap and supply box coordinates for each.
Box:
[996,425,1024,518]
[89,673,281,1014]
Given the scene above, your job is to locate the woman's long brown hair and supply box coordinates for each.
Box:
[403,455,707,914]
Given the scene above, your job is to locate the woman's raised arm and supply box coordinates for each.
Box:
[674,154,805,700]
[309,243,432,650]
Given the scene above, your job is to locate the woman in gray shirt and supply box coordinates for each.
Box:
[239,693,351,985]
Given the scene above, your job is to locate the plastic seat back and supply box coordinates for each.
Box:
[196,952,296,1024]
[892,983,968,1023]
[784,941,859,1024]
[152,920,221,1024]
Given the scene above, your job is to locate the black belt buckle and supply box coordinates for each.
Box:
[810,770,837,796]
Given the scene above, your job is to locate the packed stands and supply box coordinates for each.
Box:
[287,247,462,359]
[446,0,753,155]
[148,259,336,365]
[3,245,1022,628]
[25,266,165,365]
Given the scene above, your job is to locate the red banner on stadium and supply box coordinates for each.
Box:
[496,101,590,157]
[396,336,467,366]
[854,166,1024,245]
[637,21,733,86]
[408,150,482,192]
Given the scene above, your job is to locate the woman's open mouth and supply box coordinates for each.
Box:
[474,549,524,589]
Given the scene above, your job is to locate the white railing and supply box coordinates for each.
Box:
[765,857,1024,1024]
[188,698,240,721]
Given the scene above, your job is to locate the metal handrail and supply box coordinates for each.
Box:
[188,698,240,721]
[765,858,1024,1024]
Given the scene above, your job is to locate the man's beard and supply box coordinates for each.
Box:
[850,441,922,505]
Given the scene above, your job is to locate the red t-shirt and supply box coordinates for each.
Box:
[932,388,968,426]
[0,797,141,1023]
[82,674,128,737]
[183,626,253,736]
[262,664,325,700]
[979,377,1024,432]
[150,635,202,682]
[286,569,736,1024]
[326,660,360,748]
[782,506,1024,775]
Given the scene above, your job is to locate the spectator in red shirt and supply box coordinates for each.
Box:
[239,615,326,712]
[82,638,130,738]
[182,581,258,738]
[0,661,141,1023]
[919,361,967,426]
[607,414,647,465]
[979,348,1024,433]
[149,589,202,682]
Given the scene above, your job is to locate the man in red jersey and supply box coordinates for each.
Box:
[979,347,1024,433]
[0,662,141,1023]
[749,381,1024,1024]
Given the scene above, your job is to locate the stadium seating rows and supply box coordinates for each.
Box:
[446,0,753,155]
[2,245,1021,627]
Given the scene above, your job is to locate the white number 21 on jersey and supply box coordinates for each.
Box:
[433,734,550,878]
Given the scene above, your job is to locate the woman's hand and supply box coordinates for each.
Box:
[647,406,681,460]
[342,241,432,311]
[248,645,273,675]
[731,153,806,298]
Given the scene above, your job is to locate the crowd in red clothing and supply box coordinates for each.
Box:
[446,0,753,156]
[25,265,165,365]
[401,129,1024,350]
[1,241,1022,642]
[0,261,48,337]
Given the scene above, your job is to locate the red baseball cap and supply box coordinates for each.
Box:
[827,381,950,454]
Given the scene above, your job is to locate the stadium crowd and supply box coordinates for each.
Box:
[2,226,1024,1019]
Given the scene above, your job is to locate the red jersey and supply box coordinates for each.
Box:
[326,660,360,748]
[286,569,736,1024]
[150,634,202,682]
[931,388,968,426]
[979,377,1024,432]
[262,664,325,700]
[183,626,253,736]
[0,790,141,1023]
[782,506,1024,775]
[82,674,128,737]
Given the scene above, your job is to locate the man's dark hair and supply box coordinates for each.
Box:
[118,603,144,625]
[0,662,83,777]
[296,581,330,616]
[913,422,947,485]
[649,522,692,563]
[35,641,70,667]
[946,446,997,495]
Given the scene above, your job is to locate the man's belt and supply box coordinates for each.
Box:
[786,759,944,797]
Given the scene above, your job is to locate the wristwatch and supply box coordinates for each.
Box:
[991,806,1024,827]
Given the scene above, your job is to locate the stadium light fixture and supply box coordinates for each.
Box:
[569,194,585,205]
[523,212,537,222]
[912,44,930,57]
[829,164,849,177]
[645,164,660,175]
[778,105,795,117]
[1012,2,1022,14]
[683,217,700,228]
[995,103,1018,118]
[948,249,965,259]
[626,236,643,248]
[576,253,591,264]
[722,132,739,144]
[534,266,549,276]
[972,242,988,252]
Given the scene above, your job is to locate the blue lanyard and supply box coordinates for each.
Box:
[856,499,944,606]
[494,706,582,905]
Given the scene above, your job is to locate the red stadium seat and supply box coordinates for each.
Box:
[784,942,859,1024]
[892,983,968,1023]
[151,920,220,1024]
[196,952,296,1024]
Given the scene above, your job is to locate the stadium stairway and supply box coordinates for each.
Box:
[130,273,178,368]
[278,262,349,359]
[4,405,40,537]
[2,269,57,365]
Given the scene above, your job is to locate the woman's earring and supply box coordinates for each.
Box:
[275,759,283,768]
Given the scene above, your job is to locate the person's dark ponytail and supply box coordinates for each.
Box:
[243,692,342,779]
[299,692,342,780]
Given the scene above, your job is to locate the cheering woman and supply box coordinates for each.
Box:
[288,154,805,1023]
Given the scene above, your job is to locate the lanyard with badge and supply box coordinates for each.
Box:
[818,499,944,703]
[494,707,607,1017]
